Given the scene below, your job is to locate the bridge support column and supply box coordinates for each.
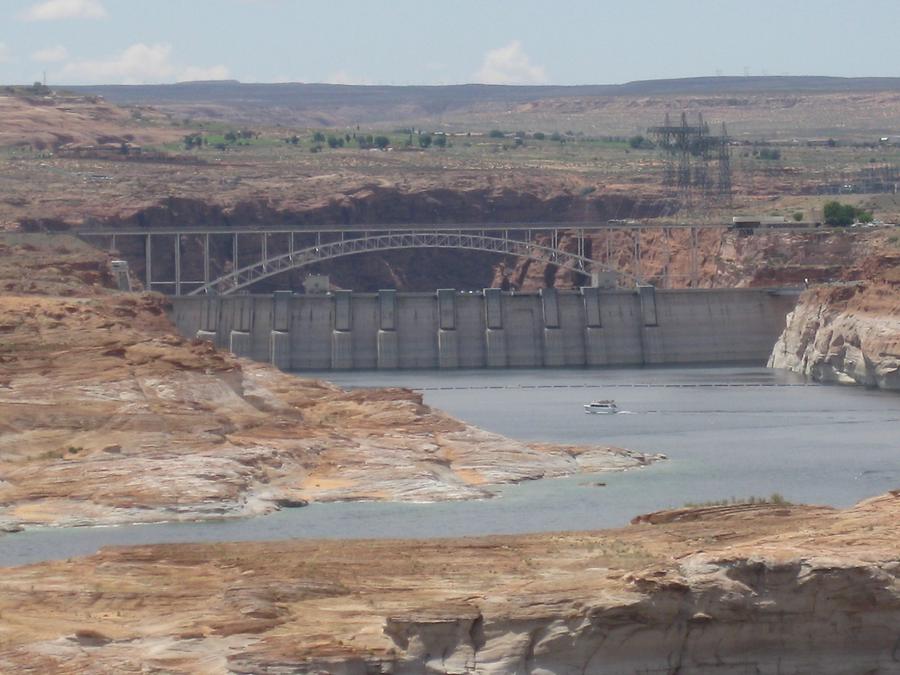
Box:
[332,290,353,369]
[437,289,458,368]
[540,288,565,367]
[377,290,398,369]
[484,288,507,367]
[638,285,664,364]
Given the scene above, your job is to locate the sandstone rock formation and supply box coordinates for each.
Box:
[0,234,660,530]
[769,242,900,390]
[770,283,900,389]
[1,492,897,673]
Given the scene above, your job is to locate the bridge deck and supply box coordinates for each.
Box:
[76,221,730,236]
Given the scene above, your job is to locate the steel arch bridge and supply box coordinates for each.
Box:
[76,221,726,295]
[187,231,634,296]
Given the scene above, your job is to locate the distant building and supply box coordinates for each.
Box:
[592,270,618,289]
[303,274,330,294]
[110,260,132,292]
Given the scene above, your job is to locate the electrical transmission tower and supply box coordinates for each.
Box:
[648,112,732,207]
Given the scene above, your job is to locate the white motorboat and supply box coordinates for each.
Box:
[584,399,618,414]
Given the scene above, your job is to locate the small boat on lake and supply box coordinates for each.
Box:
[584,399,618,414]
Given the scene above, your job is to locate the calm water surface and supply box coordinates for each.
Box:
[2,366,898,566]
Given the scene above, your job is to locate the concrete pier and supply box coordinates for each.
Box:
[485,329,508,367]
[229,330,252,358]
[438,329,459,368]
[332,330,353,369]
[540,288,564,366]
[376,290,399,368]
[483,288,507,367]
[377,330,399,369]
[270,330,290,369]
[170,287,800,371]
[436,289,459,368]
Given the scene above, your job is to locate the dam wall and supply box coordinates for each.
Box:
[170,287,798,370]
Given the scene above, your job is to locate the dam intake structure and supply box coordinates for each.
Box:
[170,286,799,370]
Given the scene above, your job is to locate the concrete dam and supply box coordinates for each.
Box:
[169,286,799,370]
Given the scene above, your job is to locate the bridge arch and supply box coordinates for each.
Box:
[187,231,637,295]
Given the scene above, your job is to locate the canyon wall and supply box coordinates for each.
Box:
[769,282,900,390]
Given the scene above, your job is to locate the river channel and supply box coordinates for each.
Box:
[2,366,898,566]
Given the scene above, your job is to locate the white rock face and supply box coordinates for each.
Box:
[769,284,900,390]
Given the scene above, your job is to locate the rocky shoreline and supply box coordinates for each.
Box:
[1,492,897,672]
[769,281,900,390]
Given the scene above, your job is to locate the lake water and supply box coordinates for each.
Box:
[2,366,898,567]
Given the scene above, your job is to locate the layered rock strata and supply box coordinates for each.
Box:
[0,493,897,673]
[769,280,900,390]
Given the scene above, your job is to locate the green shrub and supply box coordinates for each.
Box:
[823,201,873,226]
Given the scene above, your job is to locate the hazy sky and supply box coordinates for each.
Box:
[1,0,899,86]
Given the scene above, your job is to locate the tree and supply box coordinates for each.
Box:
[532,132,546,141]
[433,134,447,148]
[488,129,505,139]
[628,135,647,149]
[373,135,390,149]
[418,134,432,148]
[792,211,804,222]
[183,133,203,150]
[312,131,326,143]
[823,201,873,226]
[327,135,344,148]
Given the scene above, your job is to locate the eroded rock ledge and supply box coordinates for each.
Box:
[0,492,897,673]
[769,281,900,389]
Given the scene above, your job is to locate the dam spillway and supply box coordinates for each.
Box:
[169,286,799,370]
